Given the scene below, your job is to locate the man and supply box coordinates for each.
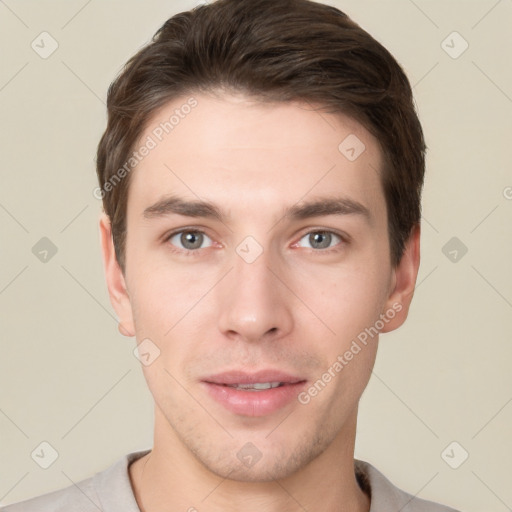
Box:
[2,0,461,510]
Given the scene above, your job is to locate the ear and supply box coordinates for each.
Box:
[380,223,421,333]
[99,213,135,337]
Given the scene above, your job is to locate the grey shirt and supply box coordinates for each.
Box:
[1,450,460,511]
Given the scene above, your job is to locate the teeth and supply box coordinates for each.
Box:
[229,382,283,390]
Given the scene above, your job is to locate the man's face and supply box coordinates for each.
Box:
[102,93,417,482]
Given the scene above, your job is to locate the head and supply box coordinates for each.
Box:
[97,0,424,482]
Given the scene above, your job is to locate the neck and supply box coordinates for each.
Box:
[129,407,370,512]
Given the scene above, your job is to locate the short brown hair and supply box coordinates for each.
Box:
[96,0,426,272]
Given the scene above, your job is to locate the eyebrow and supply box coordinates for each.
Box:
[142,194,371,224]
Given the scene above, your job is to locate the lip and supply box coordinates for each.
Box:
[201,370,307,417]
[202,369,304,385]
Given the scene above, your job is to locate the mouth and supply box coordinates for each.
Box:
[215,381,294,391]
[201,370,307,417]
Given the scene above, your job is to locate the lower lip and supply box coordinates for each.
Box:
[201,381,307,417]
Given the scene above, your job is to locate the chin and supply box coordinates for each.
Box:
[193,428,332,483]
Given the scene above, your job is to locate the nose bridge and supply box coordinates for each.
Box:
[234,242,274,300]
[216,237,293,341]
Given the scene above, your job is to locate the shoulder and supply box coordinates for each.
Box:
[354,459,462,512]
[1,450,150,512]
[0,476,97,512]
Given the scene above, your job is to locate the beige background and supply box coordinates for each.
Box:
[1,0,511,510]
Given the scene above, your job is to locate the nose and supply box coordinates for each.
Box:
[216,244,294,344]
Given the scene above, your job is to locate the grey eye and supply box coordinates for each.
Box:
[168,231,213,251]
[298,231,341,250]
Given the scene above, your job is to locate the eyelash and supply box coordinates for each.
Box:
[163,228,349,257]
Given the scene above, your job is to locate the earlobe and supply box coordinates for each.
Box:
[99,213,135,337]
[380,224,421,334]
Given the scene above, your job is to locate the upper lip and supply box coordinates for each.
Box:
[202,370,306,385]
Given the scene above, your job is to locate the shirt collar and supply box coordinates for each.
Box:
[94,450,452,512]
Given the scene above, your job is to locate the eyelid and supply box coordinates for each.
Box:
[292,228,349,252]
[295,226,350,242]
[164,227,216,254]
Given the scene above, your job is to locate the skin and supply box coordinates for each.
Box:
[100,92,420,512]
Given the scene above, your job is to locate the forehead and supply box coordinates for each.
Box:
[127,93,385,219]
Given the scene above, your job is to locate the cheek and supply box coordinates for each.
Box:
[129,263,221,388]
[294,259,387,337]
[296,270,383,406]
[129,259,205,333]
